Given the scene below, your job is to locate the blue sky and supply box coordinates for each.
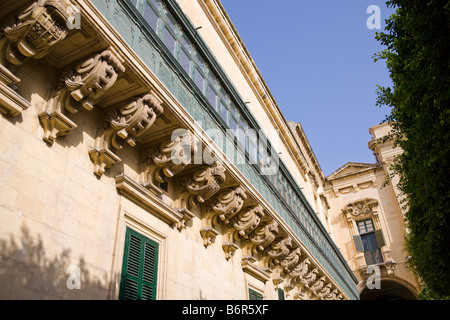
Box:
[220,0,395,176]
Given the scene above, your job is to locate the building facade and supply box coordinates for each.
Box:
[324,122,421,300]
[0,0,360,300]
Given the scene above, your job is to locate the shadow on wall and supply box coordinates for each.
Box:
[0,224,118,299]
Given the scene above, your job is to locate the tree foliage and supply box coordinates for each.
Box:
[374,0,450,298]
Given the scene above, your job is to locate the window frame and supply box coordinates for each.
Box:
[119,227,159,300]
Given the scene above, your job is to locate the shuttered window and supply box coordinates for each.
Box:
[278,288,285,300]
[119,227,159,300]
[353,219,385,265]
[249,288,263,300]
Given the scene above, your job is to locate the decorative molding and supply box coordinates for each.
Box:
[39,48,125,144]
[181,162,226,208]
[227,205,264,241]
[0,73,30,116]
[144,129,199,193]
[1,0,71,66]
[115,174,183,226]
[0,0,73,116]
[90,92,163,176]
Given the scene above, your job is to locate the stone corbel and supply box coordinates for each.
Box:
[210,187,247,225]
[310,276,326,297]
[90,92,163,177]
[289,257,311,283]
[39,49,125,144]
[199,226,219,247]
[323,288,339,301]
[283,278,296,296]
[144,129,198,194]
[293,289,306,300]
[200,187,246,248]
[279,247,302,275]
[265,236,295,270]
[300,268,319,289]
[227,205,265,241]
[181,162,226,208]
[173,208,195,232]
[222,232,239,260]
[0,0,73,116]
[247,218,279,255]
[271,268,283,289]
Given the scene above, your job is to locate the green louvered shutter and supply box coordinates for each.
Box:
[249,288,263,300]
[119,227,158,300]
[278,288,285,300]
[353,235,364,252]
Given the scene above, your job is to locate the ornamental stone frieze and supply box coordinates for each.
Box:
[90,92,163,177]
[39,49,125,144]
[0,0,73,117]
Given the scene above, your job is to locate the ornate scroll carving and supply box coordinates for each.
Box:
[289,257,311,282]
[265,236,295,269]
[102,93,163,150]
[145,130,198,194]
[200,187,246,248]
[323,288,339,300]
[247,219,279,254]
[280,247,301,274]
[62,49,125,113]
[209,187,247,225]
[227,205,264,241]
[39,49,125,144]
[300,268,318,288]
[310,276,326,296]
[1,0,71,66]
[181,162,226,208]
[90,93,163,177]
[0,0,73,116]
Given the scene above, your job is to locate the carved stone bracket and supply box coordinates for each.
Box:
[39,109,77,144]
[0,0,73,116]
[200,187,246,248]
[222,241,239,260]
[175,207,195,232]
[181,162,226,209]
[300,268,319,289]
[63,49,125,113]
[144,129,198,193]
[200,226,219,247]
[1,0,71,66]
[39,49,125,144]
[247,219,279,255]
[89,147,121,178]
[209,187,247,225]
[227,205,265,241]
[265,236,295,269]
[90,92,163,177]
